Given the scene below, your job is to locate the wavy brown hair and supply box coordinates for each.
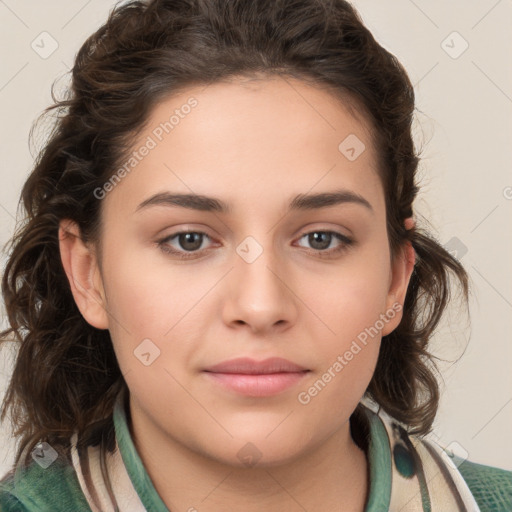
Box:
[1,0,468,479]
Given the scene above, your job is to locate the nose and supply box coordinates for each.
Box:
[221,236,298,335]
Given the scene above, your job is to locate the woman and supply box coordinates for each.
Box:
[1,0,510,510]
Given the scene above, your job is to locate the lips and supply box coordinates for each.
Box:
[202,357,310,397]
[204,357,308,374]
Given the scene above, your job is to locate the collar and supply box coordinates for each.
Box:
[112,388,168,511]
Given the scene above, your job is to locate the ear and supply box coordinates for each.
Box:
[381,217,416,336]
[58,219,109,330]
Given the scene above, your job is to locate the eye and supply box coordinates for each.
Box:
[157,231,213,259]
[295,230,354,258]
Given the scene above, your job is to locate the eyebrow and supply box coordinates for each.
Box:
[135,188,373,214]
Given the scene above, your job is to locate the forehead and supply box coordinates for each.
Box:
[101,76,384,217]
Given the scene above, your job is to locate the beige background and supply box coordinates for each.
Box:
[1,0,511,477]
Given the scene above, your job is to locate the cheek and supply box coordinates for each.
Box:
[100,240,222,388]
[101,238,205,332]
[294,257,390,425]
[306,249,392,342]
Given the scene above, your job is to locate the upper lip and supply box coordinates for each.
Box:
[203,357,309,374]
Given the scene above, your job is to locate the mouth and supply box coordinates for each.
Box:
[202,357,310,397]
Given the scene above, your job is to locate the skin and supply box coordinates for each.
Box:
[59,75,415,511]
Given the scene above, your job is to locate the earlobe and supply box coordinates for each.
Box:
[58,219,109,330]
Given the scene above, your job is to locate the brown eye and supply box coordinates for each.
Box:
[158,231,212,259]
[175,232,204,251]
[296,230,354,258]
[306,232,333,250]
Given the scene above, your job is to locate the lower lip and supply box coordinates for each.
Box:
[203,371,308,397]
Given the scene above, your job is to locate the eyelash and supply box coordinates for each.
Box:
[156,229,354,260]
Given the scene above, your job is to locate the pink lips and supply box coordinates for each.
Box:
[202,357,310,397]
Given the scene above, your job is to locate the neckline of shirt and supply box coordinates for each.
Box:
[111,389,391,511]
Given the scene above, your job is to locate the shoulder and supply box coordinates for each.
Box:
[360,403,512,511]
[455,456,512,512]
[0,445,92,512]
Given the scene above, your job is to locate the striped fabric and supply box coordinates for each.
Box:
[1,390,510,511]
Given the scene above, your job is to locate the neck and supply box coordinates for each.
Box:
[128,402,369,512]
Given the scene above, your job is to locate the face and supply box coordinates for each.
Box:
[61,75,413,468]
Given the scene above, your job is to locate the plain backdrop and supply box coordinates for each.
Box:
[1,0,511,478]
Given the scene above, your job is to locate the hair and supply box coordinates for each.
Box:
[1,0,468,488]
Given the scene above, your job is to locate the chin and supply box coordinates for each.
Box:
[201,430,312,469]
